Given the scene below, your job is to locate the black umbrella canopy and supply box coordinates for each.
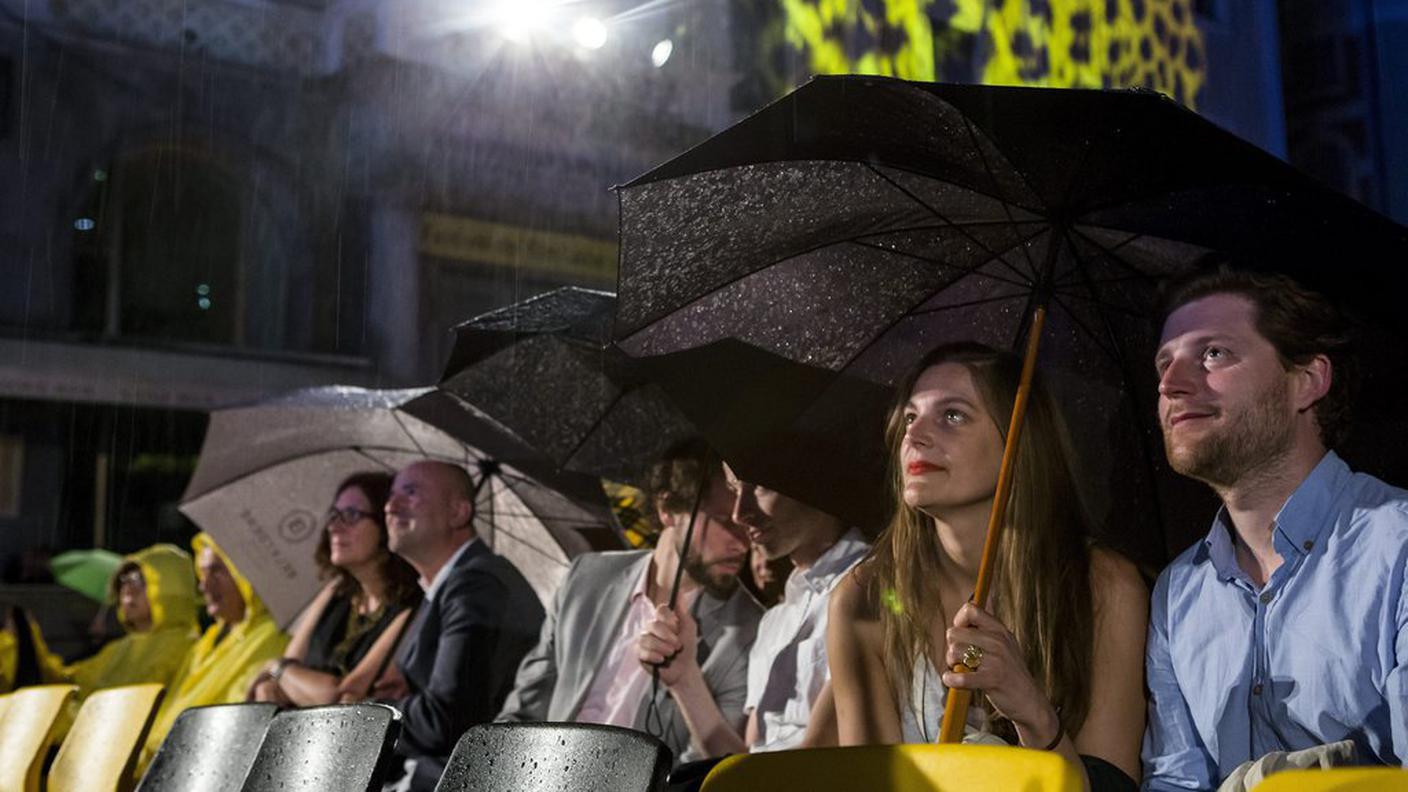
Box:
[616,77,1408,371]
[613,77,1408,560]
[439,288,696,488]
[640,338,895,531]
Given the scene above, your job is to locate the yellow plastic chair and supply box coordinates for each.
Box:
[0,684,78,792]
[702,744,1083,792]
[47,684,165,792]
[1253,768,1408,791]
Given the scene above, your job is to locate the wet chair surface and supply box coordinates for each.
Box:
[0,684,77,792]
[135,702,278,792]
[1252,768,1408,791]
[49,683,165,792]
[702,744,1083,792]
[434,723,672,792]
[238,703,401,792]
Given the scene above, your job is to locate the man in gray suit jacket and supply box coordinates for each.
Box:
[497,441,763,763]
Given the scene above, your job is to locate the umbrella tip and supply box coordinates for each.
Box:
[471,459,502,500]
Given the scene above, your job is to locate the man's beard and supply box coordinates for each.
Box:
[1164,377,1296,489]
[682,551,740,599]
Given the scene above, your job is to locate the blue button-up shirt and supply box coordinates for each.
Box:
[1143,452,1408,791]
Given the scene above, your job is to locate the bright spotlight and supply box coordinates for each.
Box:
[651,38,673,68]
[573,17,607,49]
[495,0,553,42]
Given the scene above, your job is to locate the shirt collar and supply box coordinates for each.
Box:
[421,537,478,602]
[628,556,653,604]
[1198,451,1348,577]
[791,527,870,595]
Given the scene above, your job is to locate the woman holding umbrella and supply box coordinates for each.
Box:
[827,343,1148,788]
[248,472,421,705]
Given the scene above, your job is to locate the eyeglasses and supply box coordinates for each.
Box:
[325,507,376,526]
[117,570,145,590]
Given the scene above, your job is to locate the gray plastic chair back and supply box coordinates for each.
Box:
[136,702,278,792]
[239,703,401,792]
[434,723,672,792]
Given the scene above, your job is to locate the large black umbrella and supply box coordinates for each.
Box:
[640,338,895,530]
[180,386,616,624]
[438,287,695,488]
[613,76,1408,555]
[611,76,1408,738]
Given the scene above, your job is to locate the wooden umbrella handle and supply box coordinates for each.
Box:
[937,305,1047,743]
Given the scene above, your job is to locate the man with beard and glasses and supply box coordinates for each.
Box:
[1143,264,1408,791]
[497,439,762,763]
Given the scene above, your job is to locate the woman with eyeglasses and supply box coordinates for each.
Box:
[249,471,421,705]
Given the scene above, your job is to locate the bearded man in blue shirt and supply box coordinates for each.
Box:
[1143,263,1408,790]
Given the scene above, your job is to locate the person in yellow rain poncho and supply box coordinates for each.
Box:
[137,533,288,771]
[30,544,201,697]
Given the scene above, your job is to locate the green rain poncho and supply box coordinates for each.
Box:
[137,533,288,771]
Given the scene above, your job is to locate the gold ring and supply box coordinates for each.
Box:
[961,644,984,670]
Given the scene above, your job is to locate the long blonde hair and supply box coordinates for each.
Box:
[857,342,1095,741]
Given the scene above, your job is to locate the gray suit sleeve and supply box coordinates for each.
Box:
[495,557,575,722]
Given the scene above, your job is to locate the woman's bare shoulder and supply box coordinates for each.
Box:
[830,562,883,624]
[1088,547,1150,631]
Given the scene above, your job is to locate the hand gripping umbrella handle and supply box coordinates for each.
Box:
[937,305,1047,744]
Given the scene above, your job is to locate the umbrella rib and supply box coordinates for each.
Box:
[906,293,1029,317]
[480,509,610,528]
[478,523,572,567]
[1054,272,1148,289]
[352,447,397,471]
[390,410,431,458]
[1048,293,1123,363]
[1048,286,1149,319]
[956,116,1043,282]
[1063,227,1163,284]
[553,386,634,470]
[185,445,476,503]
[831,280,991,378]
[622,231,987,347]
[865,163,1036,285]
[849,224,1048,290]
[1067,254,1171,555]
[491,470,607,526]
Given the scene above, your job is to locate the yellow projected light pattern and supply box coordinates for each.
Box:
[777,0,1205,107]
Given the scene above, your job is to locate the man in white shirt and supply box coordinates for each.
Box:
[725,464,870,752]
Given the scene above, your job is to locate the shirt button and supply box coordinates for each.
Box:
[1252,683,1264,696]
[1259,591,1273,604]
[1303,540,1314,551]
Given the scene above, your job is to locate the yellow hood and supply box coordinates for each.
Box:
[190,532,270,625]
[114,544,198,633]
[138,532,288,773]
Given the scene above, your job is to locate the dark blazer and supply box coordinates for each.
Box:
[496,549,763,763]
[395,539,544,788]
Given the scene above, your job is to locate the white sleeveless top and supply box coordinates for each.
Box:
[900,657,1004,745]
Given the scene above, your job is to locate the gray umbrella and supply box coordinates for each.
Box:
[179,386,615,626]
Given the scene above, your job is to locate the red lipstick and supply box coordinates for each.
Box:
[906,461,941,475]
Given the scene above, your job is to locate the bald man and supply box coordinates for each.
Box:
[376,460,544,791]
